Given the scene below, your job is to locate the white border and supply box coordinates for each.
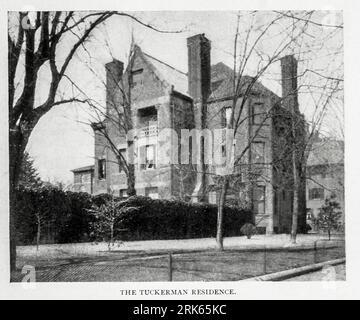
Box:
[1,0,359,300]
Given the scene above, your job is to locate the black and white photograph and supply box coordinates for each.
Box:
[1,0,358,300]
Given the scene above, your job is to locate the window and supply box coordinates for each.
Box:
[221,145,226,158]
[251,103,265,125]
[119,189,128,199]
[98,159,106,180]
[221,107,232,127]
[75,174,81,184]
[138,106,158,132]
[209,191,217,204]
[80,173,90,183]
[251,141,265,164]
[145,187,159,199]
[306,209,314,220]
[117,148,126,173]
[309,188,324,200]
[130,69,143,88]
[140,145,156,170]
[254,185,266,215]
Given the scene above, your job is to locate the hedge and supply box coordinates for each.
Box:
[13,187,253,245]
[14,186,94,245]
[119,196,253,241]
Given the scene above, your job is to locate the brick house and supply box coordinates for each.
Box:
[72,33,307,234]
[306,139,344,230]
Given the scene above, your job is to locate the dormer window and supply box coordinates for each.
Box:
[130,69,143,88]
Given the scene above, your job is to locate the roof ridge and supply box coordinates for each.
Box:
[143,51,188,76]
[71,165,94,172]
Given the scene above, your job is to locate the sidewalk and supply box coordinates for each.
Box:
[285,263,346,281]
[17,233,345,261]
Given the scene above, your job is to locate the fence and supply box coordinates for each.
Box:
[165,238,345,281]
[12,237,345,282]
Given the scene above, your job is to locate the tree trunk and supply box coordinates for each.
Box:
[9,124,33,273]
[290,114,299,244]
[290,150,299,244]
[127,163,136,196]
[9,198,17,273]
[328,228,331,241]
[109,222,114,250]
[179,170,185,200]
[216,177,229,250]
[9,129,27,273]
[36,215,41,252]
[125,136,136,197]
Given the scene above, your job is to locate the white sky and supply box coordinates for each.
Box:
[15,11,343,184]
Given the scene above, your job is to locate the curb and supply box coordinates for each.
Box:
[242,258,345,281]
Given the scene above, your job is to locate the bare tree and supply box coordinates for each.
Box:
[86,39,138,197]
[88,192,138,250]
[214,11,343,249]
[8,10,181,272]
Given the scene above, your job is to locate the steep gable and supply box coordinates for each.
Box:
[125,45,172,102]
[126,45,189,100]
[143,52,189,96]
[124,46,278,103]
[209,62,278,101]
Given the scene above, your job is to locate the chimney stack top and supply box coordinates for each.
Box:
[281,54,299,113]
[187,33,211,103]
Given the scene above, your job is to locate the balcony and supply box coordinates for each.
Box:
[139,125,159,138]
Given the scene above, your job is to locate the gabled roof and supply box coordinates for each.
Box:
[211,62,234,82]
[131,45,189,97]
[142,52,189,97]
[307,140,344,166]
[129,45,277,101]
[209,62,278,101]
[71,165,94,173]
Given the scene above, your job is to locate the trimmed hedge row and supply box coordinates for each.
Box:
[119,196,253,241]
[14,187,253,245]
[14,186,95,245]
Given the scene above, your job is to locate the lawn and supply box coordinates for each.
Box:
[11,236,345,282]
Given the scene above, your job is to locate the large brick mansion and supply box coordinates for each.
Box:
[72,34,307,234]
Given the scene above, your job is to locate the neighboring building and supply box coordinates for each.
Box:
[72,33,307,234]
[71,165,94,194]
[306,139,344,230]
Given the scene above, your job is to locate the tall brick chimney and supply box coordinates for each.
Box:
[281,55,299,113]
[105,59,124,113]
[187,34,211,203]
[187,34,211,105]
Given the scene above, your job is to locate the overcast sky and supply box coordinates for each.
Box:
[15,11,343,184]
